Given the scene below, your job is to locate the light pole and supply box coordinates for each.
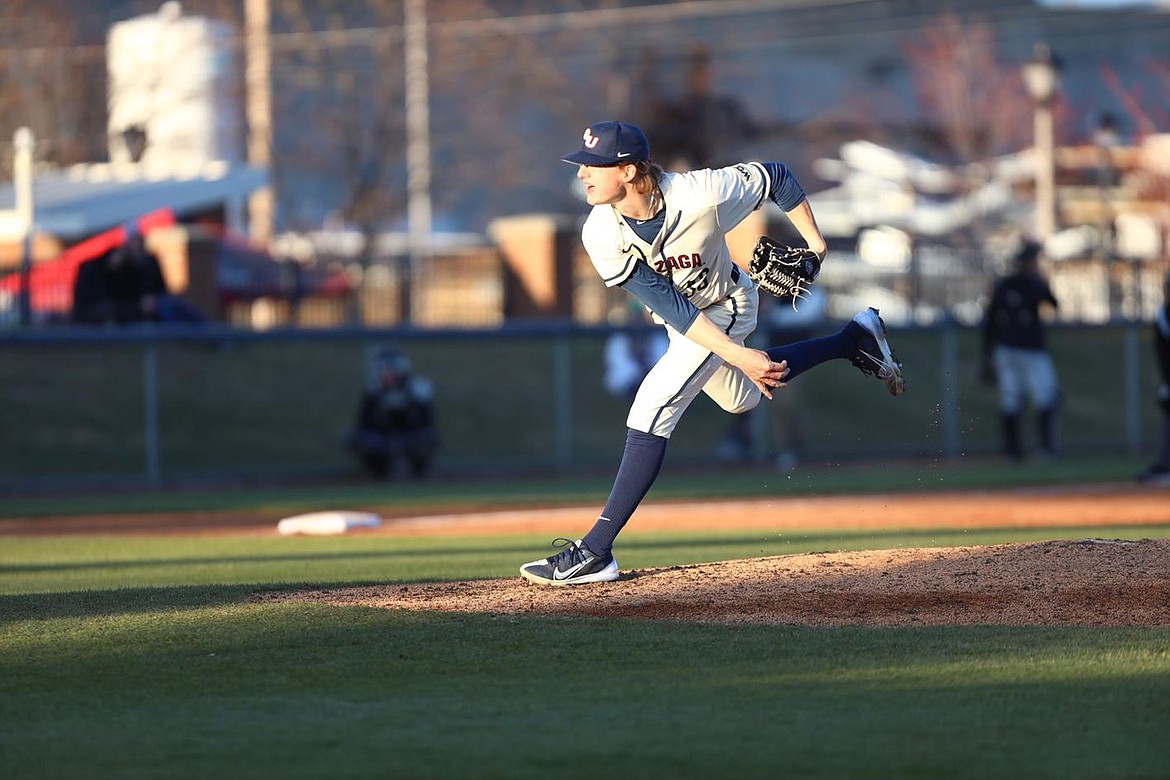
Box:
[1021,43,1060,241]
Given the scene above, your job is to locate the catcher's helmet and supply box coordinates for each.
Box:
[364,346,412,390]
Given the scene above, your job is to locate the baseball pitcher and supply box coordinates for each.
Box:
[520,120,904,586]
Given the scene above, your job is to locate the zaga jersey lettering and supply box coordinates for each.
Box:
[653,253,703,273]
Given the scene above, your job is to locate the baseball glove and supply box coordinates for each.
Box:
[748,236,822,306]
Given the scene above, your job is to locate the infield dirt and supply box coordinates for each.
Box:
[6,483,1170,627]
[258,537,1170,627]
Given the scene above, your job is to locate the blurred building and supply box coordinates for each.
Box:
[0,3,275,326]
[106,1,242,168]
[2,0,1170,329]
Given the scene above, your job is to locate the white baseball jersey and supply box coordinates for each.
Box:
[579,162,776,437]
[580,162,771,310]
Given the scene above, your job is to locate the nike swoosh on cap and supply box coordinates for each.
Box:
[617,152,631,157]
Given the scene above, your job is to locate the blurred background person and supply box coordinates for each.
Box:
[643,45,762,172]
[345,346,438,479]
[604,301,669,398]
[717,286,828,467]
[1138,271,1170,484]
[980,240,1061,460]
[767,286,829,470]
[71,229,205,325]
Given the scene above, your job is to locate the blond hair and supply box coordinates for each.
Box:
[630,160,664,196]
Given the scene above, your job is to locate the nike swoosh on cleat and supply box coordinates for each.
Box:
[553,561,588,580]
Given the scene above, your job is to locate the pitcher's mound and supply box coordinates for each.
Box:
[256,538,1170,627]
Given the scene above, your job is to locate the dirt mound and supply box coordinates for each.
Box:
[257,537,1170,627]
[10,482,1168,627]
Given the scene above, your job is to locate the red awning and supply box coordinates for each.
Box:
[0,209,177,315]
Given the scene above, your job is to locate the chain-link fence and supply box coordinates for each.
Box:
[0,319,1161,491]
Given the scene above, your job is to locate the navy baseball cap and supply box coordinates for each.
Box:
[562,121,650,166]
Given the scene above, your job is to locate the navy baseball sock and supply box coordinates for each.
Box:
[766,328,856,382]
[582,428,667,558]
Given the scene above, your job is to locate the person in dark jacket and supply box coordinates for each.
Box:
[981,241,1061,459]
[1138,272,1170,483]
[345,347,438,479]
[72,231,204,325]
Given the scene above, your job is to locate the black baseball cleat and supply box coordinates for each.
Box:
[520,538,619,586]
[847,307,904,396]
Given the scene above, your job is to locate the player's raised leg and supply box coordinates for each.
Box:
[762,307,904,396]
[845,307,904,396]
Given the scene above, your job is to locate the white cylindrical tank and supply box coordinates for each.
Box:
[107,2,242,167]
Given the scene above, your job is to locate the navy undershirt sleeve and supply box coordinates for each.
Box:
[619,261,701,333]
[760,162,806,212]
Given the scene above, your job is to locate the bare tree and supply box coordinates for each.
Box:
[262,0,408,323]
[900,14,1035,166]
[0,1,106,174]
[254,0,585,321]
[1101,62,1166,142]
[426,0,578,210]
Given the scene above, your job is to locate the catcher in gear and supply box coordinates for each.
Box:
[345,347,438,479]
[520,120,904,587]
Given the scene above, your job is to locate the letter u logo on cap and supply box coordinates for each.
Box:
[583,128,599,148]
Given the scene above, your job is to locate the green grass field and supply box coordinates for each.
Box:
[3,459,1170,779]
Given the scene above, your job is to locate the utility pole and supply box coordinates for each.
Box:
[14,127,34,327]
[245,0,274,246]
[404,0,432,325]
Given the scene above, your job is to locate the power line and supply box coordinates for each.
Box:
[279,0,1168,54]
[0,0,1055,56]
[1,2,1165,59]
[261,0,1045,51]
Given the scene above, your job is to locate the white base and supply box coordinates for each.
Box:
[276,511,382,536]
